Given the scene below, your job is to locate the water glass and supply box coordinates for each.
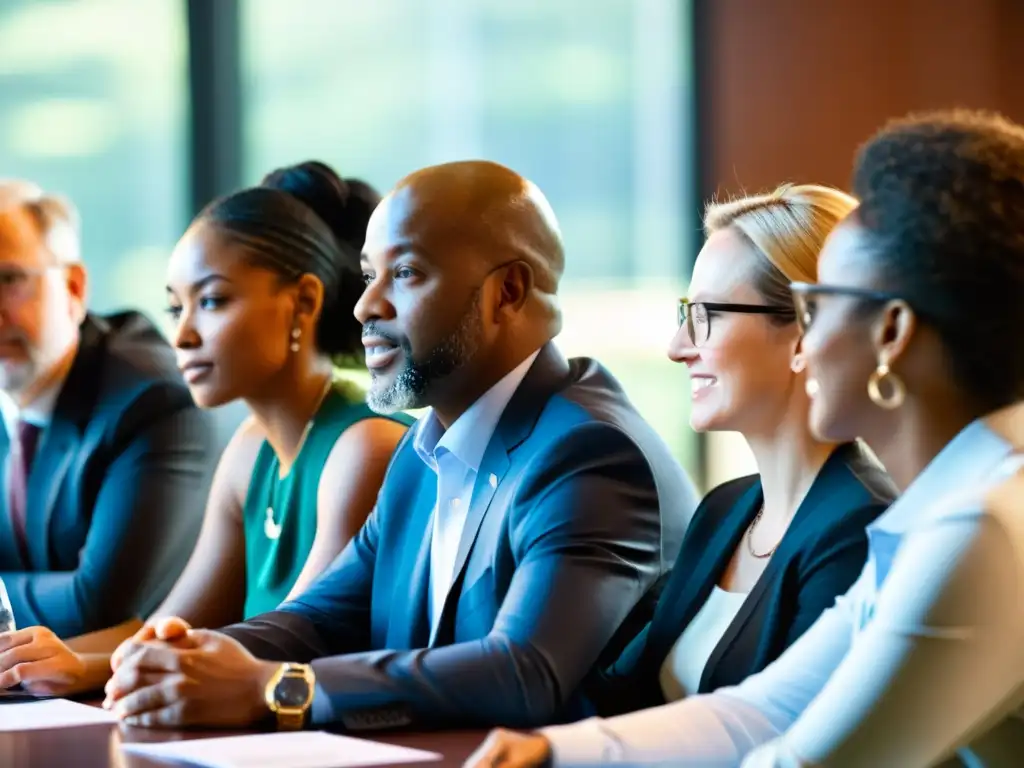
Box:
[0,577,15,634]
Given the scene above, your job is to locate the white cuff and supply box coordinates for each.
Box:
[740,740,805,768]
[541,718,621,765]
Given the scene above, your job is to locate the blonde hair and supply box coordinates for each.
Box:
[704,183,857,315]
[0,179,81,265]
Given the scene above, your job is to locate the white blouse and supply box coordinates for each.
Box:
[659,586,748,702]
[542,419,1024,767]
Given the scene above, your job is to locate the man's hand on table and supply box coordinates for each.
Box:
[105,616,278,729]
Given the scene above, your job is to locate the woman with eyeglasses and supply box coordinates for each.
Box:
[469,110,1024,768]
[465,183,896,766]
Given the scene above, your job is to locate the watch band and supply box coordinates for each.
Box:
[276,709,306,731]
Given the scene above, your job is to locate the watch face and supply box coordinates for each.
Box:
[274,675,310,708]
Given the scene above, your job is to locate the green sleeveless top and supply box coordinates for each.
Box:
[242,380,414,618]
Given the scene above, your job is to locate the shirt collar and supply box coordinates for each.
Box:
[870,418,1014,535]
[414,349,541,474]
[0,365,69,441]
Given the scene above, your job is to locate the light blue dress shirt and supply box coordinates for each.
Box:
[543,417,1024,767]
[413,350,540,641]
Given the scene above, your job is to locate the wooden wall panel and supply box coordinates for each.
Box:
[696,0,1024,197]
[694,0,1024,486]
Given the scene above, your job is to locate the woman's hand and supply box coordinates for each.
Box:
[463,729,554,768]
[0,626,87,696]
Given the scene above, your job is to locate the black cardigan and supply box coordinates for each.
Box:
[587,441,897,716]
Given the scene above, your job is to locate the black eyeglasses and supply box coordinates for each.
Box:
[789,282,909,333]
[677,299,792,347]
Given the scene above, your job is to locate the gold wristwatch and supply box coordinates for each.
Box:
[264,663,315,730]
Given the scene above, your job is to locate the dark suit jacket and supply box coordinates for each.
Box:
[0,312,214,637]
[588,441,897,716]
[221,343,699,730]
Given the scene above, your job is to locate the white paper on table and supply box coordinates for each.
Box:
[0,698,116,731]
[120,730,441,768]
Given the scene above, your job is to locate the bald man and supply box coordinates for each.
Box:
[104,161,698,732]
[0,181,213,638]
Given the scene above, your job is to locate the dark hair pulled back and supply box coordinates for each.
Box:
[198,160,379,365]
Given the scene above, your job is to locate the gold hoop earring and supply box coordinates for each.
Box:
[867,362,905,410]
[290,327,301,353]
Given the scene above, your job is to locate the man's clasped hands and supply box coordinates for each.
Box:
[0,618,285,729]
[105,618,289,728]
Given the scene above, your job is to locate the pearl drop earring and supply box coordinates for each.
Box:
[290,327,301,353]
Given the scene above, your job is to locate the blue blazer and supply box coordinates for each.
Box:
[222,343,699,730]
[0,312,215,637]
[587,441,897,716]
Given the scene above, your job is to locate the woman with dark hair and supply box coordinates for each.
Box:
[0,161,413,695]
[469,110,1024,767]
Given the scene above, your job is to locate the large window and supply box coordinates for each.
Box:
[0,0,188,320]
[242,0,700,476]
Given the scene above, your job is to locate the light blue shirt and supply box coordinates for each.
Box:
[544,417,1024,767]
[413,350,541,640]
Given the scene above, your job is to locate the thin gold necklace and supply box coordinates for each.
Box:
[746,503,783,559]
[264,376,334,541]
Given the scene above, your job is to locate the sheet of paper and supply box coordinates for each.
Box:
[0,698,116,731]
[121,731,441,768]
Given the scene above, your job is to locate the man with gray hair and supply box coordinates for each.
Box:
[0,180,213,639]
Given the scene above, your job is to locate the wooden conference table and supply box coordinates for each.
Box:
[0,699,485,767]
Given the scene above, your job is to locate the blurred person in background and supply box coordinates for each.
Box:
[0,162,412,696]
[470,109,1024,768]
[0,180,213,640]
